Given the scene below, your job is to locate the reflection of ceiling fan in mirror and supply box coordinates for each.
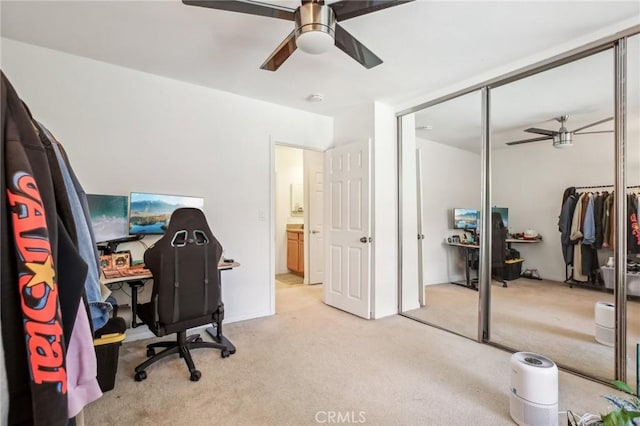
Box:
[506,115,614,149]
[182,0,414,71]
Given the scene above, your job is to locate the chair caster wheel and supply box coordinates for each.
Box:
[135,371,147,381]
[190,370,201,382]
[195,337,203,343]
[221,350,230,358]
[146,348,155,357]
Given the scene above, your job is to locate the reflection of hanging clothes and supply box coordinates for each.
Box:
[594,192,606,249]
[559,193,578,265]
[629,193,640,254]
[571,193,588,281]
[602,192,613,248]
[581,195,599,277]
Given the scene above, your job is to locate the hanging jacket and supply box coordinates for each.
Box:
[558,193,577,265]
[2,71,96,425]
[2,71,69,425]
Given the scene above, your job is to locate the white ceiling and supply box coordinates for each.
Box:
[1,0,639,151]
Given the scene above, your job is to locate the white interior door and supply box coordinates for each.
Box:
[305,150,324,284]
[324,140,371,319]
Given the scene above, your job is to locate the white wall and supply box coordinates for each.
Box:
[372,102,398,318]
[333,104,374,146]
[274,146,304,274]
[1,38,333,323]
[417,138,481,285]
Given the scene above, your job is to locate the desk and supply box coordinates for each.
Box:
[445,242,479,290]
[506,238,542,248]
[100,261,240,329]
[101,272,152,327]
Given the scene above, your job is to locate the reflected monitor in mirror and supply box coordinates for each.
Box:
[452,208,479,230]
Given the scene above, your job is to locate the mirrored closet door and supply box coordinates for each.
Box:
[400,90,483,340]
[489,48,617,380]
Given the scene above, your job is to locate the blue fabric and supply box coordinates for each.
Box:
[43,127,111,330]
[582,195,596,245]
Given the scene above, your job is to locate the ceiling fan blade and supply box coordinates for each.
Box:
[506,136,553,146]
[260,30,297,71]
[572,116,614,133]
[330,0,414,21]
[334,24,383,69]
[524,127,557,137]
[182,0,295,21]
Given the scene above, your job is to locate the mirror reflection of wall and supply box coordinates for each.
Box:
[490,48,619,381]
[400,90,482,340]
[291,183,303,216]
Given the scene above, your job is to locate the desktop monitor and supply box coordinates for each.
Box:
[452,208,479,230]
[86,194,129,243]
[492,207,509,228]
[128,192,204,235]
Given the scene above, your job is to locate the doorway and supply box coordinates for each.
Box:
[274,145,324,294]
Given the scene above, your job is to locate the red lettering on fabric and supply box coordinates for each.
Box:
[6,172,66,394]
[632,213,640,245]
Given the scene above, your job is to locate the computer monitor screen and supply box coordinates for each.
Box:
[128,192,204,235]
[86,194,129,243]
[453,208,479,230]
[492,207,509,228]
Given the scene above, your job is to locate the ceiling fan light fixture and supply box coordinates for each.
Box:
[294,2,336,54]
[296,30,334,54]
[553,131,573,149]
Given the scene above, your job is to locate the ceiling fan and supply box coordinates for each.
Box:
[182,0,414,71]
[505,115,614,149]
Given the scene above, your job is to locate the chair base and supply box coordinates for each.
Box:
[134,330,231,382]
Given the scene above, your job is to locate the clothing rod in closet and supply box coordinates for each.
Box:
[573,184,640,190]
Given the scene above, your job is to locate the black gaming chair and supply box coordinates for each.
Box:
[491,211,508,288]
[134,208,232,382]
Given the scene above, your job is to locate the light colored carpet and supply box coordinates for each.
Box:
[405,278,640,385]
[84,283,627,425]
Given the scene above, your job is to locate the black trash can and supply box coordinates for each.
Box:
[94,313,127,392]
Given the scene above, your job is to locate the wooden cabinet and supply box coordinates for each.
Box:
[286,231,304,275]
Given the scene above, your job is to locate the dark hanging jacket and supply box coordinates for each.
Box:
[629,193,640,254]
[558,194,578,265]
[1,71,88,425]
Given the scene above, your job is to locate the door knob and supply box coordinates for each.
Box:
[311,230,320,234]
[360,237,372,243]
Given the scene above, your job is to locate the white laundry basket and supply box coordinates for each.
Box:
[595,301,615,346]
[510,352,558,426]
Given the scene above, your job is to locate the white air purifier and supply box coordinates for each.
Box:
[595,301,615,346]
[510,352,558,426]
